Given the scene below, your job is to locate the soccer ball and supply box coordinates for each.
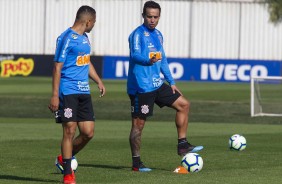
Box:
[55,156,78,174]
[229,134,247,151]
[181,153,203,173]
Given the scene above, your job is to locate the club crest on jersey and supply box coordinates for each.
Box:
[71,34,78,39]
[64,108,73,118]
[141,105,149,114]
[144,31,150,36]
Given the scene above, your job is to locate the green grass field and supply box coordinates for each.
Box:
[0,77,282,184]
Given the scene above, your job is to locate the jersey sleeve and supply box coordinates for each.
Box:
[54,36,71,63]
[160,49,175,86]
[129,31,151,66]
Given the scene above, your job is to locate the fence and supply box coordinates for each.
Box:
[0,0,281,60]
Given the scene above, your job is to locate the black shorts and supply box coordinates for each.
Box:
[129,83,181,118]
[56,94,95,123]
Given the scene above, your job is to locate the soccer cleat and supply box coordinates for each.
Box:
[177,142,204,156]
[63,171,76,184]
[132,161,152,172]
[55,155,64,174]
[56,155,78,174]
[57,155,63,165]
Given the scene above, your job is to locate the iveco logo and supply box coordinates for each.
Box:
[115,61,184,80]
[201,64,268,81]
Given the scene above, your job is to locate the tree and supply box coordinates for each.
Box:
[265,0,282,23]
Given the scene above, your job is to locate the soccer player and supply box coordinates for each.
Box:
[127,1,203,172]
[48,5,105,184]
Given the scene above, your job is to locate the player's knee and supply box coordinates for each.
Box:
[64,127,76,137]
[184,100,190,111]
[133,117,146,129]
[180,99,190,113]
[83,130,94,140]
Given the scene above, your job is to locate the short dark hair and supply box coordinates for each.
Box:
[142,1,161,16]
[75,5,96,21]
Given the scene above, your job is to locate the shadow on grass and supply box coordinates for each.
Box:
[0,174,58,183]
[80,163,131,170]
[80,163,171,172]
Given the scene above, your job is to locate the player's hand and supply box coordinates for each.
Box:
[150,54,161,64]
[48,96,59,112]
[98,82,106,97]
[171,85,183,96]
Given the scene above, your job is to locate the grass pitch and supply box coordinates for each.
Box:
[0,77,282,184]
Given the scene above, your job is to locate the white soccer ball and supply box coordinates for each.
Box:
[181,153,203,173]
[55,156,78,174]
[229,134,247,151]
[71,157,78,171]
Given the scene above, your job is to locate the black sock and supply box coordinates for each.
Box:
[132,156,140,167]
[63,158,72,175]
[178,138,187,144]
[72,151,78,157]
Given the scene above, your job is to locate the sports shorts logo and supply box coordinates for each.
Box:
[141,105,149,114]
[64,108,73,118]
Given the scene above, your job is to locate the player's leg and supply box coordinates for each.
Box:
[61,121,77,183]
[57,94,79,183]
[129,93,154,172]
[171,93,203,155]
[72,94,95,155]
[130,117,152,172]
[62,122,78,159]
[155,83,203,156]
[73,121,94,154]
[171,96,189,140]
[129,117,145,157]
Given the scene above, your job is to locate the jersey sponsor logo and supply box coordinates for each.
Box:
[76,54,90,66]
[77,81,90,91]
[141,105,149,114]
[152,77,162,88]
[64,108,73,118]
[0,58,34,77]
[149,52,162,60]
